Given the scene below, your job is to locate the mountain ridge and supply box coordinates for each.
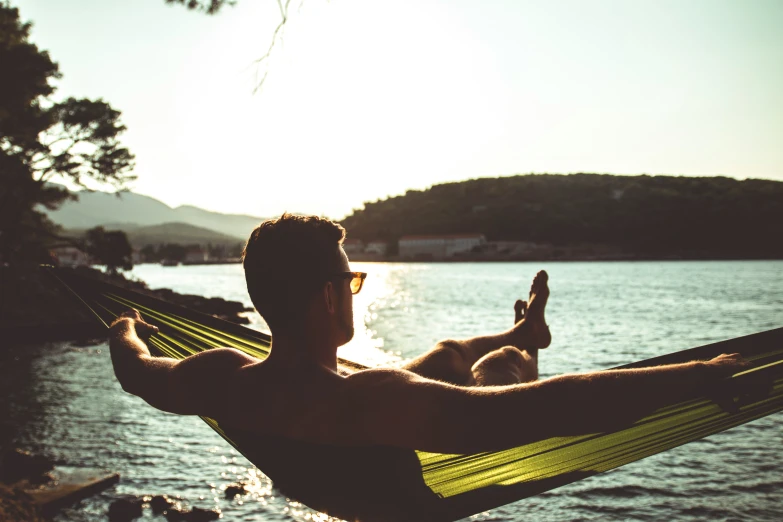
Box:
[44,186,266,239]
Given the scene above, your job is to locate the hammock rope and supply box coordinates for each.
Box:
[50,268,783,520]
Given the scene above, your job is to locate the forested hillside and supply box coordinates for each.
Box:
[340,174,783,258]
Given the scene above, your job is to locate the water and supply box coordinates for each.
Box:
[3,261,782,521]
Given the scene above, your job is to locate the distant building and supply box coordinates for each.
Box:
[487,241,538,255]
[399,234,486,259]
[342,238,364,254]
[51,246,91,267]
[184,247,208,264]
[365,240,388,256]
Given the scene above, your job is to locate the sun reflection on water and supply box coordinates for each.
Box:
[238,262,423,368]
[336,262,419,367]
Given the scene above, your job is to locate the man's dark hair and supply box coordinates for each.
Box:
[242,213,346,333]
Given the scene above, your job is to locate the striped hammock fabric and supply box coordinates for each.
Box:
[51,268,783,521]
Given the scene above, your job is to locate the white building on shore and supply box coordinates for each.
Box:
[365,240,389,256]
[399,234,486,259]
[184,246,209,264]
[342,238,365,254]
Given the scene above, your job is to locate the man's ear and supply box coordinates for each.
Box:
[323,281,336,314]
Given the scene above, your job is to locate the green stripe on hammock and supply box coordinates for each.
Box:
[50,268,783,521]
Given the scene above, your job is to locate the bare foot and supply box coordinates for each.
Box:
[512,271,551,350]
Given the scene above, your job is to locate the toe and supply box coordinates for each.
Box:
[530,270,548,296]
[514,300,527,323]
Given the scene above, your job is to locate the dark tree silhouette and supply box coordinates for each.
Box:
[82,227,133,274]
[139,243,188,263]
[0,3,134,265]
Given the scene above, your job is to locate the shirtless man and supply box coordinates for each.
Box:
[109,214,745,521]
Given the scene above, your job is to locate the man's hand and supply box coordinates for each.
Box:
[107,307,257,417]
[110,308,159,341]
[704,353,759,413]
[705,353,749,379]
[109,308,161,395]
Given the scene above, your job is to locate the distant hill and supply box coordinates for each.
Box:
[64,222,243,248]
[124,222,242,248]
[340,174,783,259]
[44,186,265,240]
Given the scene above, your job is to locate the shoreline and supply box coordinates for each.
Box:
[349,254,783,263]
[1,266,253,346]
[148,254,783,266]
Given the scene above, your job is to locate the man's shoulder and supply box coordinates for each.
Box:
[344,367,419,385]
[339,367,438,403]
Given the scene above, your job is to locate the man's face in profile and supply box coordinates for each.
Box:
[335,247,355,345]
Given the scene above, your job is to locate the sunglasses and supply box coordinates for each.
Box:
[331,271,367,294]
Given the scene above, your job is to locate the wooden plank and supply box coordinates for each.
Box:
[25,469,120,517]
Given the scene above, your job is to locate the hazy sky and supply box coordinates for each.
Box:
[16,0,783,219]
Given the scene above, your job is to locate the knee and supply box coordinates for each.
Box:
[434,339,468,363]
[473,346,538,385]
[495,346,526,366]
[424,339,472,377]
[472,346,523,371]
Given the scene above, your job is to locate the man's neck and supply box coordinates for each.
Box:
[268,333,339,372]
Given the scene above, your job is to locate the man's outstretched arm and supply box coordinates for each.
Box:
[329,354,747,454]
[108,311,256,416]
[108,311,748,456]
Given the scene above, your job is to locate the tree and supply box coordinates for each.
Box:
[0,3,134,265]
[140,244,158,263]
[82,227,133,274]
[159,243,188,263]
[164,0,234,14]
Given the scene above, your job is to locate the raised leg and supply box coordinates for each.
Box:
[470,301,538,386]
[470,346,537,386]
[401,271,549,386]
[401,339,476,385]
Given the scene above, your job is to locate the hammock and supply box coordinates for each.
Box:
[50,268,783,521]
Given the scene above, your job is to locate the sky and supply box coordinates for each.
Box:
[15,0,783,219]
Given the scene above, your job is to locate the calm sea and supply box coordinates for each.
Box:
[2,261,782,521]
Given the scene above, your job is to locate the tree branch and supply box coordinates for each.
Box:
[252,0,292,92]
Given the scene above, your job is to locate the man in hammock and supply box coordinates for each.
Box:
[108,214,745,521]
